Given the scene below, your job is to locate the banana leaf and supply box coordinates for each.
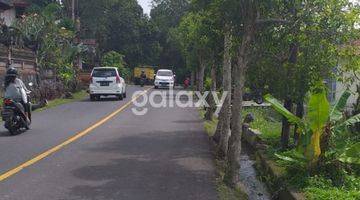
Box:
[307,90,330,133]
[330,90,351,122]
[264,94,304,128]
[339,143,360,165]
[338,113,360,128]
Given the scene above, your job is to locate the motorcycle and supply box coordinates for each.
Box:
[140,77,146,87]
[2,83,34,135]
[2,98,30,135]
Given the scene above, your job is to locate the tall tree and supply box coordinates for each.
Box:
[77,0,160,68]
[149,0,190,82]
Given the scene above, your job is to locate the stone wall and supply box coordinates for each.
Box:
[0,44,37,95]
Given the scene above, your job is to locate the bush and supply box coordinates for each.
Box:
[101,51,130,79]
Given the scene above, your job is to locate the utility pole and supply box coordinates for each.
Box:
[71,0,75,21]
[71,0,82,70]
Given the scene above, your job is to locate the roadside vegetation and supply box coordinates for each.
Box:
[178,0,360,199]
[199,109,248,200]
[245,105,360,199]
[37,90,87,112]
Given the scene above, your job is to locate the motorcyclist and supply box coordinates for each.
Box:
[140,70,147,79]
[184,77,190,89]
[140,70,146,86]
[4,67,31,124]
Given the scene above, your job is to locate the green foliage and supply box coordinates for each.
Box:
[330,90,352,122]
[150,0,189,75]
[265,84,359,167]
[307,86,330,133]
[14,3,86,90]
[244,107,360,200]
[175,7,222,72]
[242,107,282,145]
[305,175,360,200]
[247,0,360,105]
[78,0,161,68]
[264,94,303,126]
[204,77,212,91]
[339,143,360,165]
[101,51,131,79]
[101,51,126,69]
[339,114,360,129]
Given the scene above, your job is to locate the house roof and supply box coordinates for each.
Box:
[0,0,13,9]
[12,0,30,8]
[0,0,29,9]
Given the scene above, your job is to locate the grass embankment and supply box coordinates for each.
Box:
[37,90,88,112]
[199,109,248,200]
[245,107,360,200]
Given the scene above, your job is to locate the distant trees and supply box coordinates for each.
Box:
[77,0,161,68]
[150,0,190,80]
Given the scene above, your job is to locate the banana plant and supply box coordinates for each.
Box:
[265,84,360,168]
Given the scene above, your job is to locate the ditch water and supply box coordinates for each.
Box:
[239,142,272,200]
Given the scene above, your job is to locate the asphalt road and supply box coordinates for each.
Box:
[0,86,218,200]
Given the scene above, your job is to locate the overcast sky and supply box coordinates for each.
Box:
[137,0,152,15]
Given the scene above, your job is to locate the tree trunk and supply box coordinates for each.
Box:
[225,24,254,188]
[215,25,232,158]
[195,69,199,91]
[198,55,206,92]
[320,125,331,157]
[281,99,293,149]
[205,65,217,120]
[72,0,76,21]
[190,71,195,88]
[213,105,225,143]
[293,101,304,145]
[218,98,231,158]
[354,84,360,132]
[225,52,246,187]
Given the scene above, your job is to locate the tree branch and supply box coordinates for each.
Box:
[256,19,289,25]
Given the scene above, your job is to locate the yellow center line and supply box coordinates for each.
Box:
[0,88,151,182]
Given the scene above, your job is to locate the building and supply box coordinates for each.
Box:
[329,40,359,111]
[0,0,37,88]
[0,0,28,25]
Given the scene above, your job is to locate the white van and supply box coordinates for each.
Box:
[154,69,175,89]
[89,67,126,101]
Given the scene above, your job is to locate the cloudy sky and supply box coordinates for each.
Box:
[137,0,152,15]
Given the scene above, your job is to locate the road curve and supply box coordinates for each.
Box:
[0,86,217,200]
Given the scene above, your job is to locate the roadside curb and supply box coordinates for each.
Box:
[242,126,305,200]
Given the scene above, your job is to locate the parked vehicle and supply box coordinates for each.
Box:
[232,87,264,104]
[89,67,126,101]
[134,66,156,85]
[154,69,175,89]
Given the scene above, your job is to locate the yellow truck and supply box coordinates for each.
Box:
[133,66,157,85]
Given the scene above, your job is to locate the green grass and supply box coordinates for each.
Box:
[243,107,282,146]
[245,107,360,200]
[199,109,218,137]
[37,90,88,112]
